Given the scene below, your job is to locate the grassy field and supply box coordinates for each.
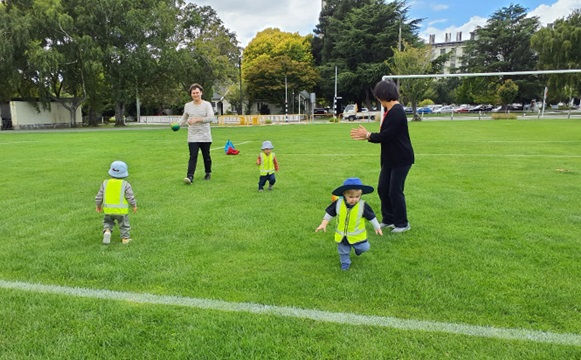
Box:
[0,119,580,359]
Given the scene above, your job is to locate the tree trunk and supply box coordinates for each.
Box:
[115,102,125,127]
[87,107,99,127]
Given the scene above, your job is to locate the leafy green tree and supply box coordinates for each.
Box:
[531,10,581,103]
[173,3,240,105]
[312,0,421,109]
[243,28,318,111]
[460,4,542,103]
[497,79,518,111]
[390,42,432,120]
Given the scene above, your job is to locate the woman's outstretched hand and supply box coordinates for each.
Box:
[350,125,369,140]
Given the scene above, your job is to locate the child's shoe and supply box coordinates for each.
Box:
[341,264,350,271]
[122,238,132,244]
[103,230,111,245]
[268,184,274,191]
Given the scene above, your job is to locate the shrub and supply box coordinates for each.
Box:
[418,99,435,107]
[491,113,518,120]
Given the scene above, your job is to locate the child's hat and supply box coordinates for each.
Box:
[261,140,274,150]
[332,177,374,196]
[108,160,128,178]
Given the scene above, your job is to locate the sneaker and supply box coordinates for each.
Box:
[267,184,273,191]
[258,189,264,192]
[102,230,111,245]
[380,223,395,229]
[341,264,350,271]
[391,224,411,233]
[122,238,132,244]
[184,177,192,185]
[204,173,211,180]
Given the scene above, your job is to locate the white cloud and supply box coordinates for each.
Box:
[527,0,581,26]
[420,0,581,43]
[431,4,449,11]
[428,18,448,26]
[192,0,321,47]
[420,16,487,43]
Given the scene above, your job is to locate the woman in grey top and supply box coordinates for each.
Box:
[180,83,216,184]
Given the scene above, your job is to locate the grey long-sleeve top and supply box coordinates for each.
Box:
[179,100,217,143]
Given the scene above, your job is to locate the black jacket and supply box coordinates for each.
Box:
[368,103,414,168]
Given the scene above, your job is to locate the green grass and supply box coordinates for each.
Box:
[0,119,580,358]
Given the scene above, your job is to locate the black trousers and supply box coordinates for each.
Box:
[187,142,212,178]
[377,164,411,227]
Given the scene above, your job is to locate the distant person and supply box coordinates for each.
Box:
[315,178,383,270]
[350,79,414,233]
[95,161,137,245]
[180,83,217,184]
[256,140,279,192]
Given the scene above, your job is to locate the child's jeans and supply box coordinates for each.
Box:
[337,239,370,269]
[103,214,131,238]
[258,173,276,190]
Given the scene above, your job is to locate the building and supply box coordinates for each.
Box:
[428,31,475,74]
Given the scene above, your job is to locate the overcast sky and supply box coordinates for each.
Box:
[190,0,580,47]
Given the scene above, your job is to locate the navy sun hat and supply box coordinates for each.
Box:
[108,160,128,178]
[332,177,374,196]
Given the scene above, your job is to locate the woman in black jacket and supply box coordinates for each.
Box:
[350,79,414,233]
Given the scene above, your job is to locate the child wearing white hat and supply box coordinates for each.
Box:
[256,140,279,192]
[315,177,382,270]
[95,160,137,244]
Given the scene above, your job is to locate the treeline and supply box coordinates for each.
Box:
[0,0,239,126]
[1,1,579,124]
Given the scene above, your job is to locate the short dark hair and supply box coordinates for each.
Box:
[373,79,399,102]
[188,83,203,94]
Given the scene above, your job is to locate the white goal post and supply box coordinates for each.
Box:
[383,69,581,80]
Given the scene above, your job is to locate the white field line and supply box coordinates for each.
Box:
[0,279,579,346]
[0,141,41,145]
[283,153,581,158]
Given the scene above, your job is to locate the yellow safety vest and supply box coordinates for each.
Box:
[103,179,129,215]
[334,198,367,244]
[259,152,275,175]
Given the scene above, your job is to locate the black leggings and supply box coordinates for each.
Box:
[377,165,411,227]
[187,142,212,177]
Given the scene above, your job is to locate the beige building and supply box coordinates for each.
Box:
[429,31,475,74]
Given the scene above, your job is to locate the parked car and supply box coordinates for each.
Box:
[433,105,454,113]
[469,104,493,112]
[416,106,432,114]
[453,104,470,113]
[404,106,413,114]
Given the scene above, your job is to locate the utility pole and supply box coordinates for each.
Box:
[333,66,337,120]
[239,55,243,115]
[285,75,288,122]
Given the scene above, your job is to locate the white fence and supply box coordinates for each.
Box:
[139,114,308,126]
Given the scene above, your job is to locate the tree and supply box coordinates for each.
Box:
[243,28,318,111]
[531,10,581,104]
[390,42,432,120]
[460,4,542,103]
[312,0,421,109]
[497,79,518,111]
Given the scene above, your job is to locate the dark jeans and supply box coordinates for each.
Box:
[258,173,276,190]
[377,165,411,227]
[187,142,212,178]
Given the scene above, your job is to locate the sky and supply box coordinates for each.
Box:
[190,0,580,47]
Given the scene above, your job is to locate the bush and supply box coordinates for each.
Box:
[491,113,517,120]
[418,99,435,107]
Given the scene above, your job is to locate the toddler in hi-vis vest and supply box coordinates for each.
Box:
[315,178,382,270]
[256,140,279,192]
[95,161,137,244]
